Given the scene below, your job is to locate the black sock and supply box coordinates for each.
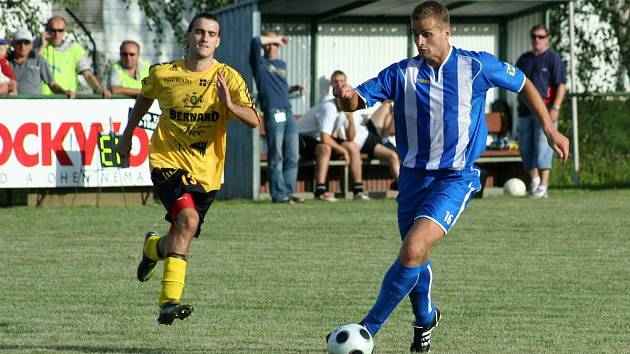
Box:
[315,184,327,197]
[352,183,364,195]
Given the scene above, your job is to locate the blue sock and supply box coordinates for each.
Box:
[409,260,436,326]
[361,259,422,336]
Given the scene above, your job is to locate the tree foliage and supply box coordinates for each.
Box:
[549,0,629,92]
[121,0,237,53]
[0,0,78,38]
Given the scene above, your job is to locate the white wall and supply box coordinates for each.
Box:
[316,23,409,103]
[100,1,182,64]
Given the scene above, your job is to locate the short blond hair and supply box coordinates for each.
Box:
[411,1,450,28]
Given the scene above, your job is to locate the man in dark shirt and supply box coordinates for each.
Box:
[250,32,304,204]
[516,24,566,199]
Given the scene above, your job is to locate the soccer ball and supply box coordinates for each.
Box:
[503,178,527,197]
[327,323,374,354]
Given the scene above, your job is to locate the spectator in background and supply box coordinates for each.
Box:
[0,69,9,95]
[40,16,111,98]
[353,100,400,189]
[9,28,73,97]
[250,32,305,204]
[297,70,369,201]
[0,38,18,95]
[109,40,150,97]
[516,24,567,199]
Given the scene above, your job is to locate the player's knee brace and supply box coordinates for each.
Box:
[170,193,196,220]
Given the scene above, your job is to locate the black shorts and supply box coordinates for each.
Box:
[151,168,218,238]
[299,135,346,160]
[360,120,395,158]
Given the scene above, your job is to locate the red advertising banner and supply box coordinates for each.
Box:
[0,99,160,188]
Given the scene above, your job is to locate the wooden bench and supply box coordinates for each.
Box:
[475,112,525,187]
[259,112,523,197]
[258,116,392,198]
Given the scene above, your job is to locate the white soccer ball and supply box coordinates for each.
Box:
[503,178,527,197]
[327,323,374,354]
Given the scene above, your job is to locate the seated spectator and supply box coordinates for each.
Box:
[0,38,18,95]
[298,70,369,201]
[353,100,400,189]
[9,28,73,97]
[40,16,111,98]
[108,40,150,97]
[0,69,9,96]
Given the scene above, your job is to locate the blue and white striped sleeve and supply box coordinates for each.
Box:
[355,62,398,108]
[480,52,526,93]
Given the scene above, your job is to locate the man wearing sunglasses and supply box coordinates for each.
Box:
[9,28,72,97]
[108,40,150,97]
[515,24,567,199]
[40,16,111,98]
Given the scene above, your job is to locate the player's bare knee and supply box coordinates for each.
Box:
[175,211,199,236]
[399,245,425,266]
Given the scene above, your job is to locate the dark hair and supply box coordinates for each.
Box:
[187,13,221,36]
[330,70,346,81]
[411,1,450,27]
[530,24,549,36]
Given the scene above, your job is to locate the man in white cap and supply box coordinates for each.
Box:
[9,28,72,97]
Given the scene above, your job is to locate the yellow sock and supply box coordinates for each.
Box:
[159,257,187,306]
[143,235,163,261]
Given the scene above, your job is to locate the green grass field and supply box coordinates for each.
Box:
[1,189,629,353]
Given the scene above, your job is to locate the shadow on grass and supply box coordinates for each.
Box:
[0,345,326,353]
[555,182,630,190]
[0,345,163,354]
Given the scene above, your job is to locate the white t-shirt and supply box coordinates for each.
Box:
[298,94,370,148]
[0,70,9,84]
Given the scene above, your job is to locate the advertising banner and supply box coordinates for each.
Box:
[0,99,160,188]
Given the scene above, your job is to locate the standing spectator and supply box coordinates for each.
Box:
[9,28,73,97]
[516,24,567,198]
[108,40,150,97]
[0,37,18,95]
[333,1,569,352]
[250,32,305,204]
[117,13,260,325]
[40,16,111,98]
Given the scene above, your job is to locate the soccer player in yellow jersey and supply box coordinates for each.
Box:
[117,13,260,325]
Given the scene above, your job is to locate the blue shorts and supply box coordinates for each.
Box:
[397,166,481,239]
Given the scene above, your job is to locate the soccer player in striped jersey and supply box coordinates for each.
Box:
[333,1,569,352]
[117,13,260,325]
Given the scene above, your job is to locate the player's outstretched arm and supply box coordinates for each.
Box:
[333,83,365,112]
[117,95,154,158]
[216,72,260,128]
[519,78,570,163]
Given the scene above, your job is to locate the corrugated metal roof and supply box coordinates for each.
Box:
[260,0,567,19]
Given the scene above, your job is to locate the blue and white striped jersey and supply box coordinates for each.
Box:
[356,46,526,170]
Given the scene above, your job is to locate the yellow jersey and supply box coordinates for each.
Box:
[141,59,256,192]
